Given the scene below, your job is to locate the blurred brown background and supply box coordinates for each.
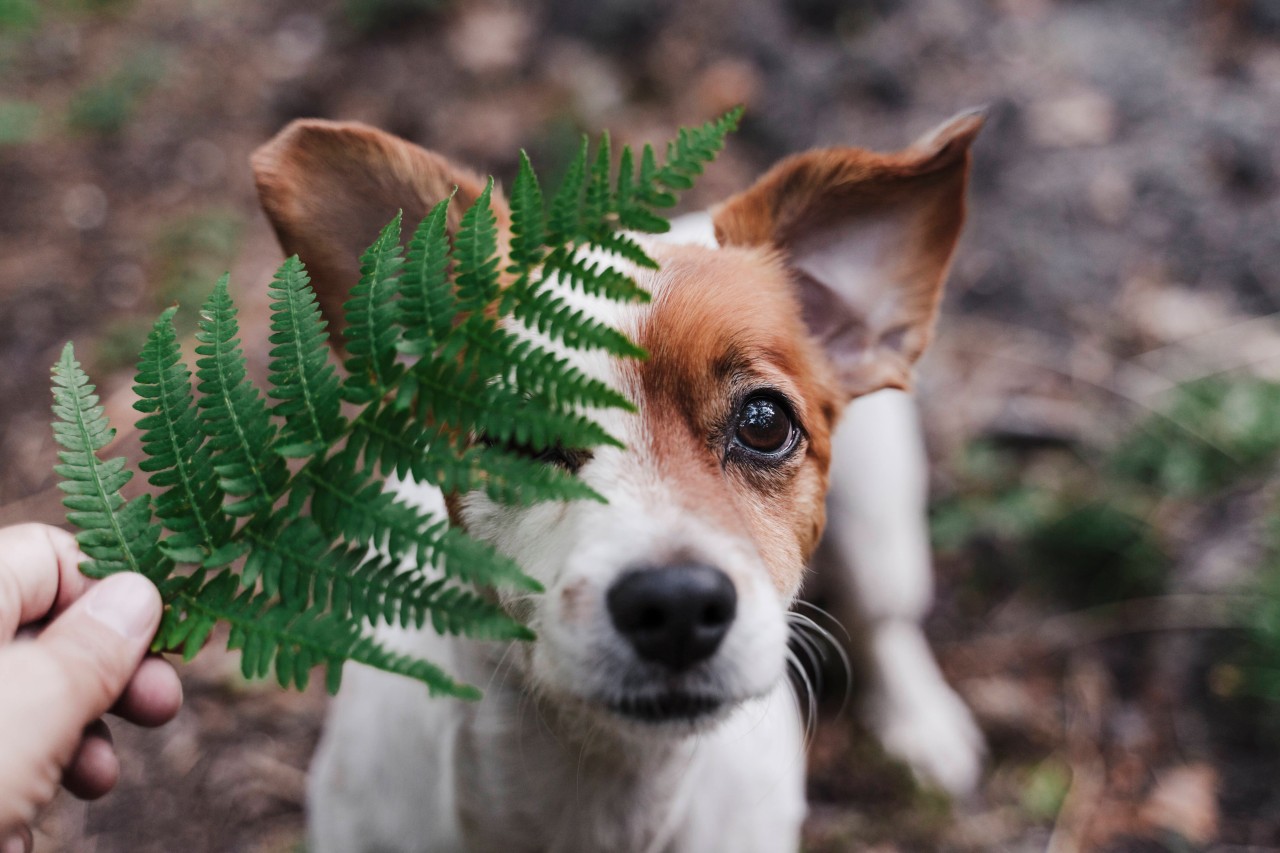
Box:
[4,0,1280,849]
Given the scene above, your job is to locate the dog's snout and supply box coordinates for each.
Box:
[606,565,737,671]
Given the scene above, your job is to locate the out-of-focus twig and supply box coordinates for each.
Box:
[952,594,1251,667]
[1047,655,1111,853]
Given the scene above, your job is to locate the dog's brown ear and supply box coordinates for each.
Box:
[713,109,983,399]
[252,119,509,337]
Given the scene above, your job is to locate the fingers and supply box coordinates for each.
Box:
[0,523,183,728]
[1,825,32,853]
[0,572,161,832]
[61,721,118,801]
[0,524,90,641]
[113,655,183,727]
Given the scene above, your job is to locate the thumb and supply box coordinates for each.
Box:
[0,572,161,833]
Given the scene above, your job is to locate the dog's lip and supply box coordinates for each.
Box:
[607,691,725,723]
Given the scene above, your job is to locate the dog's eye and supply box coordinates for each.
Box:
[477,434,591,473]
[533,445,591,472]
[733,396,795,456]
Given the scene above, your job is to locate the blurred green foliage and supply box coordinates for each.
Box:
[1112,377,1280,497]
[92,315,153,376]
[524,114,596,192]
[933,376,1280,610]
[153,209,244,330]
[0,98,40,144]
[67,48,166,136]
[0,0,132,36]
[1019,756,1071,821]
[93,210,243,375]
[1234,524,1280,704]
[1025,501,1167,607]
[0,0,38,32]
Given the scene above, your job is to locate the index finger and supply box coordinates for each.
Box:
[0,524,92,642]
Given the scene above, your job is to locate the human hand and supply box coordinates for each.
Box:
[0,523,183,852]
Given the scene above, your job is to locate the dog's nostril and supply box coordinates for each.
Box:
[606,564,738,672]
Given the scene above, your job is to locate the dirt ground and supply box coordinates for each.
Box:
[5,0,1280,849]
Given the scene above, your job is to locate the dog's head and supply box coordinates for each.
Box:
[252,112,980,730]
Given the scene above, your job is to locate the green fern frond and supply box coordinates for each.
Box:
[303,454,445,566]
[508,152,545,270]
[194,276,288,518]
[655,107,743,192]
[452,179,502,318]
[510,286,648,359]
[398,196,454,357]
[183,572,478,697]
[591,231,661,270]
[347,405,599,505]
[134,308,236,566]
[548,137,588,242]
[343,212,406,402]
[539,249,651,303]
[583,131,612,234]
[51,343,167,581]
[407,356,622,452]
[469,444,605,505]
[49,110,742,697]
[267,255,345,457]
[506,339,635,410]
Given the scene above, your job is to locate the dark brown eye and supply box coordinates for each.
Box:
[734,396,795,455]
[476,434,591,473]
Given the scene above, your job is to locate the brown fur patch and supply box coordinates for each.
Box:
[632,244,843,595]
[252,119,511,338]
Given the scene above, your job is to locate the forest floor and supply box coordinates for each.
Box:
[4,0,1280,849]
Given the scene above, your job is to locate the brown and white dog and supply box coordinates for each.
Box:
[252,109,985,852]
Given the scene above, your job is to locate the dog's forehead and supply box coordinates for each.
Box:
[514,237,842,449]
[635,243,838,418]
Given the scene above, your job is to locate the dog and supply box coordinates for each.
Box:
[251,108,985,852]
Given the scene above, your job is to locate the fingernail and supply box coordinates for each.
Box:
[84,573,158,640]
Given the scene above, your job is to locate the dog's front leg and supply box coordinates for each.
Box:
[822,389,984,796]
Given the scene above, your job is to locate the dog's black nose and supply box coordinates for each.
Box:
[606,565,737,671]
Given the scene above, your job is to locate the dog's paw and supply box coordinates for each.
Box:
[866,622,986,797]
[871,680,985,797]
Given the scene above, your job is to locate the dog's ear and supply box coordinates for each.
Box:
[252,119,508,337]
[713,109,983,399]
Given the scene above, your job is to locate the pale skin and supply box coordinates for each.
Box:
[0,523,183,853]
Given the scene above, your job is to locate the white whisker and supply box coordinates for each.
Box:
[786,609,853,716]
[784,647,817,746]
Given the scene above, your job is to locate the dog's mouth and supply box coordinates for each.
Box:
[607,691,725,723]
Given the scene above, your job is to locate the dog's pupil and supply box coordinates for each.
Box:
[736,398,791,452]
